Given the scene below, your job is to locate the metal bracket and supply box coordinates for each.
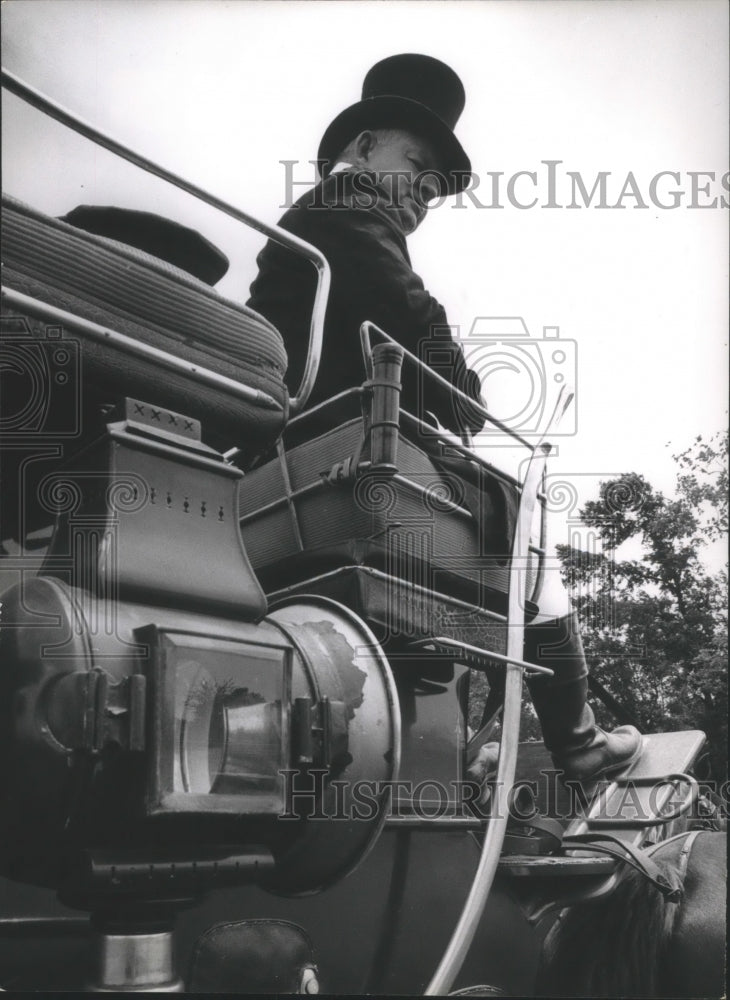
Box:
[408,636,554,678]
[49,668,146,752]
[291,696,348,769]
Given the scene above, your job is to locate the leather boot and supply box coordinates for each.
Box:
[524,612,642,784]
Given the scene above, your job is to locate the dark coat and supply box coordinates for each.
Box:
[247,171,486,434]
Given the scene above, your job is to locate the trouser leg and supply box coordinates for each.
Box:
[525,612,642,783]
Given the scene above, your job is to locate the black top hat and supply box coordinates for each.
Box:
[317,53,471,196]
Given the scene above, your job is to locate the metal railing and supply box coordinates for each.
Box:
[359,320,574,607]
[424,422,558,995]
[1,67,330,416]
[356,323,575,995]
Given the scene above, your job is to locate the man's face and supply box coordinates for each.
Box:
[359,130,442,234]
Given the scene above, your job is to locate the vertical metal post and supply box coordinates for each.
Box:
[369,343,404,475]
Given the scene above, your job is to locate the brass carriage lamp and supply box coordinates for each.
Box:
[0,398,400,899]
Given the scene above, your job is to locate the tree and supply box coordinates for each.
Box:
[556,430,728,781]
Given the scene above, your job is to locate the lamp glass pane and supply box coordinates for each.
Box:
[159,634,288,803]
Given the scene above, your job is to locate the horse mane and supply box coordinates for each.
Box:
[536,851,682,998]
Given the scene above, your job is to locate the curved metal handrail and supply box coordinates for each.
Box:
[424,442,551,995]
[1,67,330,416]
[360,319,575,616]
[425,382,574,996]
[360,320,539,450]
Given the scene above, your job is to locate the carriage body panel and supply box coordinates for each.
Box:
[1,68,721,996]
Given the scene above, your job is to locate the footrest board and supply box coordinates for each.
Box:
[498,854,615,878]
[566,730,706,843]
[500,731,706,879]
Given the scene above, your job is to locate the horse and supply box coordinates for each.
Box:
[536,829,727,998]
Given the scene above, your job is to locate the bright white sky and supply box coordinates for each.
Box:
[2,0,728,559]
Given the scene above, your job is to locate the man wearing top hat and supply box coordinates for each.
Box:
[248,53,483,436]
[248,53,642,785]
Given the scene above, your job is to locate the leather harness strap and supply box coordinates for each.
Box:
[504,813,699,903]
[648,829,701,882]
[562,832,684,901]
[676,829,701,880]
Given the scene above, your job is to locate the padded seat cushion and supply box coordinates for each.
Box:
[1,194,289,451]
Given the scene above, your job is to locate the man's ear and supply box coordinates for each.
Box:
[353,130,376,164]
